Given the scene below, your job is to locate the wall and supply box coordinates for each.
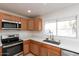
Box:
[31,4,79,46]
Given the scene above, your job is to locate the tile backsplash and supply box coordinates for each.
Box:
[0,30,32,40]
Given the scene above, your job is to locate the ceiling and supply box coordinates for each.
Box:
[0,3,77,17]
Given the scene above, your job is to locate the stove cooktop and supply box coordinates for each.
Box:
[1,37,22,45]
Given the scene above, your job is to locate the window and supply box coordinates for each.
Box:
[57,20,76,37]
[45,22,56,35]
[45,17,77,38]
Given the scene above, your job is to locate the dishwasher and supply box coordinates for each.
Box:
[62,49,79,56]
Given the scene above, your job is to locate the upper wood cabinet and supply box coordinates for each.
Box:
[34,17,42,31]
[27,17,42,31]
[10,15,21,22]
[21,18,27,30]
[0,47,2,56]
[27,19,34,31]
[0,12,21,22]
[23,40,30,55]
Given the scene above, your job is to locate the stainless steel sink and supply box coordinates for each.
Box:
[43,39,60,45]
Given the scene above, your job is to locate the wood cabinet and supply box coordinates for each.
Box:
[48,49,61,56]
[47,45,61,56]
[10,15,21,22]
[40,44,48,56]
[1,13,21,22]
[29,40,61,56]
[21,18,27,30]
[27,17,42,31]
[0,47,2,56]
[27,19,34,31]
[1,13,12,21]
[23,40,30,55]
[30,40,40,55]
[34,17,42,31]
[0,13,3,31]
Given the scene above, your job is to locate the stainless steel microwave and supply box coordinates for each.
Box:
[2,20,21,29]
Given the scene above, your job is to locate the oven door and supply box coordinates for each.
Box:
[2,43,23,56]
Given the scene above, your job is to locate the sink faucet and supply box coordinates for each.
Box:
[58,40,61,44]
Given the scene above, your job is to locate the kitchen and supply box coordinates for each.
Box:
[0,3,79,56]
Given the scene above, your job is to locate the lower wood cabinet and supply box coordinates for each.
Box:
[0,13,2,31]
[23,40,61,56]
[48,47,61,56]
[40,45,48,56]
[30,40,40,56]
[48,48,61,56]
[40,43,61,56]
[0,47,2,56]
[48,45,61,56]
[23,40,30,55]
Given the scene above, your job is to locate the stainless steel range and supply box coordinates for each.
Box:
[1,34,23,56]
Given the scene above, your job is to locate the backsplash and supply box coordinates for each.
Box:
[0,30,32,40]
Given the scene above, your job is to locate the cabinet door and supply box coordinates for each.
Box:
[30,43,40,55]
[21,18,27,30]
[0,13,2,31]
[40,46,48,56]
[10,16,21,22]
[27,19,34,30]
[0,47,2,56]
[34,18,42,31]
[1,13,12,21]
[23,40,30,55]
[1,13,21,22]
[48,47,61,56]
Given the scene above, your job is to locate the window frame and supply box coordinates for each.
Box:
[44,16,77,38]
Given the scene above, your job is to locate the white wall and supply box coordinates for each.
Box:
[31,4,79,46]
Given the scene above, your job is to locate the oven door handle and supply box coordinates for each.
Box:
[3,42,23,48]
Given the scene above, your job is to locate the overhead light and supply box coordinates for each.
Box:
[27,10,31,13]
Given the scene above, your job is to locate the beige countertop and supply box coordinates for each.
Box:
[28,38,79,54]
[0,43,2,47]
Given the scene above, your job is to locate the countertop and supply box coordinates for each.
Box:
[0,42,2,47]
[28,38,79,54]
